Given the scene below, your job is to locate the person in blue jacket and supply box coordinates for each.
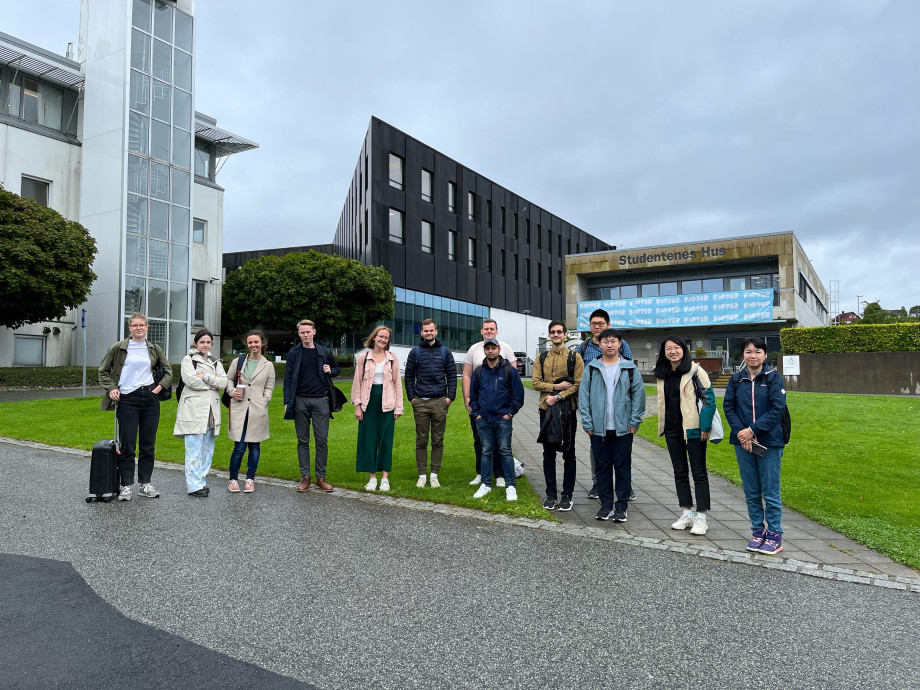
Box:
[578,329,646,522]
[723,336,787,555]
[469,339,525,502]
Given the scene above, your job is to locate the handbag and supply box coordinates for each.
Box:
[222,354,246,408]
[327,384,347,413]
[692,374,723,443]
[153,362,172,401]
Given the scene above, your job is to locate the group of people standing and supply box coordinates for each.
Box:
[99,310,788,554]
[98,312,274,499]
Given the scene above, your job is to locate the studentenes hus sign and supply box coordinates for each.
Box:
[577,289,775,330]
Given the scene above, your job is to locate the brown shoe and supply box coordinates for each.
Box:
[316,477,333,493]
[297,476,311,492]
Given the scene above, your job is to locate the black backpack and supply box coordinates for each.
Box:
[730,370,791,444]
[175,360,198,401]
[538,349,577,379]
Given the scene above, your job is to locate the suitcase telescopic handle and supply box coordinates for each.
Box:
[114,402,120,454]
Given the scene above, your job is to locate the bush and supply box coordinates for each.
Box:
[0,366,97,388]
[781,323,920,354]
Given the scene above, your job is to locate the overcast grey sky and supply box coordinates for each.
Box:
[5,0,918,314]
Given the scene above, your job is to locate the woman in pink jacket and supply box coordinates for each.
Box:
[352,326,403,492]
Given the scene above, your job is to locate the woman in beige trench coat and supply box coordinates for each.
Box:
[225,329,276,493]
[174,329,227,496]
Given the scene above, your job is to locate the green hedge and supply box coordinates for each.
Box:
[781,323,920,354]
[2,363,355,389]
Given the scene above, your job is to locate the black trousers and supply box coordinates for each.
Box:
[664,433,711,512]
[116,388,161,485]
[539,408,577,498]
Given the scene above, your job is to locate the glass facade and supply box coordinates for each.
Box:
[589,273,781,306]
[126,0,193,354]
[382,287,489,351]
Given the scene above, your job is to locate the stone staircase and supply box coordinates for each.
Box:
[709,372,733,388]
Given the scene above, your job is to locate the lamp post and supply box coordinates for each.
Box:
[522,309,532,376]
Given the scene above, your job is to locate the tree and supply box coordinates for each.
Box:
[0,185,98,329]
[222,250,395,342]
[910,305,920,318]
[859,301,889,324]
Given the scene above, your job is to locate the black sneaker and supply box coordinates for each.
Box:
[628,490,637,501]
[558,495,573,511]
[587,483,599,499]
[542,495,558,510]
[595,507,614,521]
[612,509,628,522]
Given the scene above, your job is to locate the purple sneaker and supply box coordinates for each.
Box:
[746,528,766,552]
[757,531,784,555]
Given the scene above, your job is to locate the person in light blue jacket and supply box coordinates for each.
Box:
[578,329,646,522]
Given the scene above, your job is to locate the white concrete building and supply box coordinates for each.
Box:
[0,0,255,367]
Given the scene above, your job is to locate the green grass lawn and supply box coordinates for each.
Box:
[639,392,920,570]
[0,384,547,519]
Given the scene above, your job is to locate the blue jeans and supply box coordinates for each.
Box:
[590,431,633,512]
[229,412,261,480]
[184,427,216,492]
[476,417,515,488]
[735,445,784,534]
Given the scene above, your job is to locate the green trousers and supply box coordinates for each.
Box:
[356,384,395,473]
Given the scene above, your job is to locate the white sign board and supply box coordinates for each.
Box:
[782,355,800,376]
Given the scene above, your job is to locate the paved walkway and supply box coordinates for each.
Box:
[512,386,916,578]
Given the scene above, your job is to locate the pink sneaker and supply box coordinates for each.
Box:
[228,479,240,493]
[243,479,255,493]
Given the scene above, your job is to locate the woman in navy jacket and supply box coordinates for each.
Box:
[723,337,787,555]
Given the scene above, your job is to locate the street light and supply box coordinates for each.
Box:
[522,309,532,376]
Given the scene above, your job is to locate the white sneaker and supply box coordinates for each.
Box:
[690,515,709,535]
[416,475,427,488]
[469,474,482,485]
[379,478,390,492]
[506,486,518,501]
[365,477,378,491]
[430,474,440,488]
[137,483,159,498]
[473,484,491,499]
[496,477,506,488]
[118,485,132,501]
[671,513,695,530]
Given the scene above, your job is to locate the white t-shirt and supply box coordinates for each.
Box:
[120,340,155,394]
[372,358,385,384]
[463,340,516,369]
[601,361,622,431]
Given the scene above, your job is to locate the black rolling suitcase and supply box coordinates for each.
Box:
[87,410,120,503]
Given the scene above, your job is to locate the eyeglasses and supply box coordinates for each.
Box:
[589,321,608,327]
[549,329,565,335]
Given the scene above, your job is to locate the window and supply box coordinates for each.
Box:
[388,153,404,190]
[640,283,659,297]
[728,277,746,290]
[13,335,45,366]
[500,206,506,233]
[486,244,492,272]
[467,238,476,267]
[421,220,433,253]
[486,199,492,227]
[513,257,519,280]
[448,230,457,261]
[513,213,518,239]
[537,262,542,288]
[421,169,432,202]
[193,218,206,244]
[798,273,807,300]
[548,267,552,291]
[659,282,678,296]
[703,278,723,293]
[547,228,552,251]
[388,208,404,244]
[567,238,571,254]
[11,77,64,130]
[467,191,475,221]
[558,270,562,293]
[525,259,531,283]
[500,249,506,277]
[681,280,701,294]
[558,234,563,256]
[21,177,49,206]
[448,181,457,212]
[525,219,530,243]
[194,141,211,178]
[620,285,638,298]
[193,280,205,325]
[537,224,541,248]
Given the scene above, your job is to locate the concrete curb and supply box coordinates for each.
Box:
[4,435,919,595]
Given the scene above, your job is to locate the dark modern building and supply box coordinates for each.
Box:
[332,117,611,351]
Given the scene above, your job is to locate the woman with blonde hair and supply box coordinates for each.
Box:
[226,329,275,493]
[352,325,403,491]
[174,328,227,496]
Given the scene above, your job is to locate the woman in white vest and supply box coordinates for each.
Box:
[225,329,276,493]
[174,328,227,496]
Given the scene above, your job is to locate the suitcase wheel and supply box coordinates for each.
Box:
[85,496,93,503]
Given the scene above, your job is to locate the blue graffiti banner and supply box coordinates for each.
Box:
[577,289,774,330]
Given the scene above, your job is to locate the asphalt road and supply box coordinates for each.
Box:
[1,441,917,689]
